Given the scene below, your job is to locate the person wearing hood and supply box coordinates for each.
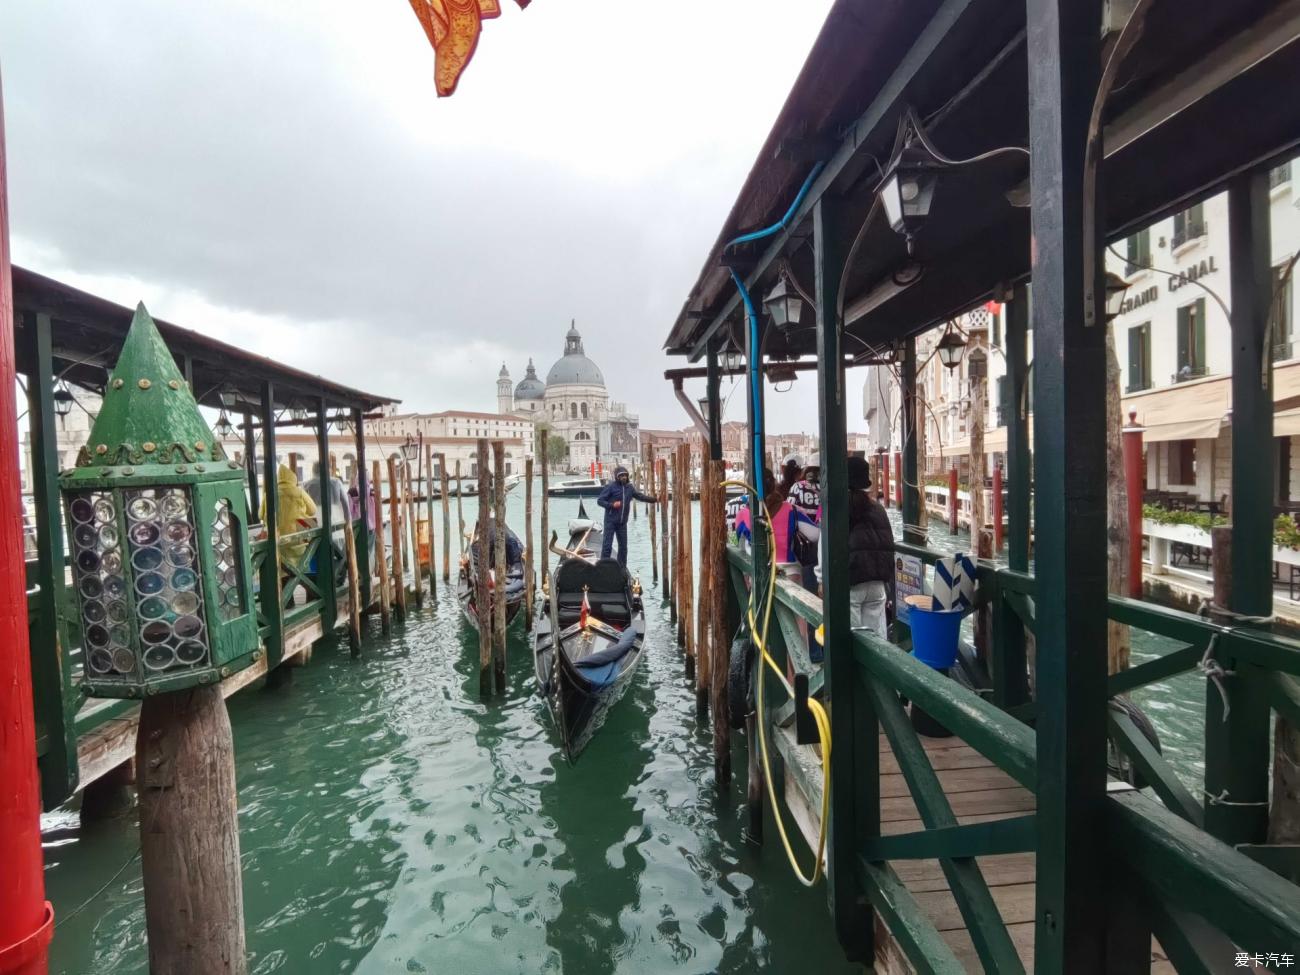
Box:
[595,465,658,566]
[815,455,894,646]
[262,463,317,569]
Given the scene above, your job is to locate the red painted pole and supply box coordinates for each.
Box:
[880,451,890,507]
[1123,411,1145,599]
[0,70,55,975]
[993,463,1004,553]
[894,451,903,507]
[948,465,959,535]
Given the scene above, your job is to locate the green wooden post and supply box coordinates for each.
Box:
[1026,0,1109,968]
[1204,172,1274,844]
[743,270,768,845]
[901,336,924,545]
[353,407,371,609]
[260,381,284,667]
[815,197,876,961]
[994,287,1031,709]
[22,311,79,807]
[242,412,260,524]
[315,397,338,634]
[706,341,723,461]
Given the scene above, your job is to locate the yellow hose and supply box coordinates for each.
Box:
[723,480,831,887]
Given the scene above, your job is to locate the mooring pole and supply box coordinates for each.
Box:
[683,443,696,683]
[992,462,1005,554]
[707,457,731,784]
[524,457,535,631]
[645,442,658,583]
[138,688,247,975]
[425,442,437,600]
[659,458,670,605]
[948,464,959,535]
[539,431,550,588]
[439,453,451,583]
[492,441,508,693]
[695,458,711,713]
[475,439,493,697]
[371,460,392,634]
[0,69,54,975]
[455,460,465,556]
[1121,414,1144,598]
[387,456,407,620]
[404,455,422,610]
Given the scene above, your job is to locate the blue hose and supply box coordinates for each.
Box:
[723,162,825,502]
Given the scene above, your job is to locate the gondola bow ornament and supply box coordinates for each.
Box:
[406,0,533,97]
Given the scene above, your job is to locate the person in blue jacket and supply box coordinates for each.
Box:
[596,465,658,566]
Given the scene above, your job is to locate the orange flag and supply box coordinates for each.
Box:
[406,0,530,97]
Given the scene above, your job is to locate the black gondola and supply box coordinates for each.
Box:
[534,502,645,759]
[457,519,526,629]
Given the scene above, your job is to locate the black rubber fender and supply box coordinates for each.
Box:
[727,628,756,730]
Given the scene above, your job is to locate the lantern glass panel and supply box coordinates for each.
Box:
[123,486,211,675]
[210,498,246,621]
[67,490,134,679]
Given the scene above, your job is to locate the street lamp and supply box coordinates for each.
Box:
[61,304,258,698]
[290,403,309,423]
[763,273,803,330]
[214,409,234,439]
[767,362,798,387]
[217,385,238,410]
[878,142,942,254]
[401,434,419,464]
[53,379,75,419]
[936,322,967,370]
[331,410,352,433]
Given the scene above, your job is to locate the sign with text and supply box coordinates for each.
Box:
[895,554,925,623]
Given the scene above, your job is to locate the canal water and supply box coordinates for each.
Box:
[42,495,1205,973]
[42,495,859,975]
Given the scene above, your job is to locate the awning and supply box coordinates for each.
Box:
[1277,408,1300,437]
[1123,374,1229,443]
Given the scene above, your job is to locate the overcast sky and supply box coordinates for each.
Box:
[2,0,850,434]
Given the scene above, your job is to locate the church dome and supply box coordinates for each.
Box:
[514,358,546,400]
[545,321,605,387]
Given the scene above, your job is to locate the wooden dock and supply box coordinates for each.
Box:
[774,724,1176,973]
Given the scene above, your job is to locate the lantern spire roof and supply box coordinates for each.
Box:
[80,303,222,468]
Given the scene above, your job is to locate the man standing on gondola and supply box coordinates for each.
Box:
[596,465,658,566]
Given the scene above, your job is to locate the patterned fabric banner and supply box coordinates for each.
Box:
[406,0,531,97]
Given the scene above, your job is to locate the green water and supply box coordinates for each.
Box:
[42,496,859,975]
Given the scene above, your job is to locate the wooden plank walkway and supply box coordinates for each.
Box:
[774,723,1176,973]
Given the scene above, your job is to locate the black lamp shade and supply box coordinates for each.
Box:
[763,276,803,330]
[937,327,967,369]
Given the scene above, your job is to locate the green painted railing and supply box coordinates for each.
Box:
[726,542,1300,970]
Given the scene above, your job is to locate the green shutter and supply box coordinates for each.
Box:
[1128,327,1141,390]
[1176,308,1190,372]
[1195,299,1206,372]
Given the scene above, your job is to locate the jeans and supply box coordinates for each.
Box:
[600,521,628,565]
[801,563,821,662]
[850,581,889,639]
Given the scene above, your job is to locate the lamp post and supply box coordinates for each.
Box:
[401,434,419,465]
[60,304,253,972]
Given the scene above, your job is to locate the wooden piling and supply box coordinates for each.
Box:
[695,456,712,712]
[682,444,696,682]
[137,687,246,975]
[659,458,670,606]
[492,441,508,694]
[645,444,658,583]
[404,458,422,609]
[455,460,465,551]
[387,456,407,620]
[425,443,437,599]
[524,457,535,630]
[439,453,451,583]
[475,439,492,697]
[371,460,392,634]
[343,512,362,655]
[670,448,681,630]
[539,429,550,587]
[707,458,731,784]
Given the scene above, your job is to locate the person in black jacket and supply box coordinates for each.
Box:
[816,455,894,644]
[595,466,658,566]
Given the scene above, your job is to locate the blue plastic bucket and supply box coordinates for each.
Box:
[905,595,962,670]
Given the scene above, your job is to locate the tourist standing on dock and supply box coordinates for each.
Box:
[264,463,317,570]
[596,466,658,566]
[349,470,377,558]
[817,456,893,640]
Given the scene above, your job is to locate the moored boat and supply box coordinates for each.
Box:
[457,518,526,629]
[546,477,605,498]
[533,505,644,759]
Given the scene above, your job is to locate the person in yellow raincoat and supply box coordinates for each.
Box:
[262,464,317,570]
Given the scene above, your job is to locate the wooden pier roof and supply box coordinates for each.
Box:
[12,265,398,414]
[664,0,1300,360]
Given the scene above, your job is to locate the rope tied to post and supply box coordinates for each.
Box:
[1196,633,1235,720]
[1203,788,1269,808]
[1197,599,1275,627]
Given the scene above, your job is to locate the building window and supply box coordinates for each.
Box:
[1175,299,1206,381]
[1274,262,1295,361]
[1171,203,1206,249]
[1125,229,1151,276]
[1169,440,1196,486]
[580,402,588,419]
[1127,322,1151,392]
[570,403,577,419]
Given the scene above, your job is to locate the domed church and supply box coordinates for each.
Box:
[497,321,640,471]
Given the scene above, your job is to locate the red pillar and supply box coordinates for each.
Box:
[893,451,902,507]
[948,465,959,535]
[879,452,890,507]
[1123,411,1145,598]
[0,70,54,975]
[993,463,1005,553]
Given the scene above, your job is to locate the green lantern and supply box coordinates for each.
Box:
[61,304,259,698]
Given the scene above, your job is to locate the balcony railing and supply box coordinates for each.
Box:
[1171,221,1208,249]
